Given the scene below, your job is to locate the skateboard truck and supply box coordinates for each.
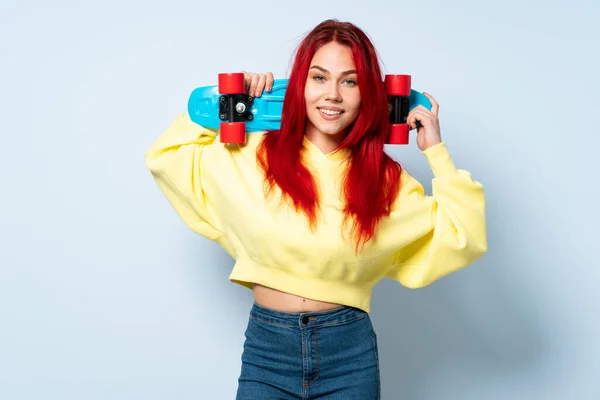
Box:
[385,74,412,145]
[217,72,253,143]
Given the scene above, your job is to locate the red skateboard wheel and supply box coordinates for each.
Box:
[384,74,411,96]
[387,124,410,145]
[220,122,246,143]
[218,73,245,94]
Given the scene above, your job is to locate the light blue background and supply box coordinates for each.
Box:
[1,0,599,399]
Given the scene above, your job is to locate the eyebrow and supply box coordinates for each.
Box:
[309,65,357,76]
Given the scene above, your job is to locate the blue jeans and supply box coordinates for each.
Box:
[236,302,381,399]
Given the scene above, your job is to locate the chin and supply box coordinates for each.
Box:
[314,122,350,136]
[318,127,342,136]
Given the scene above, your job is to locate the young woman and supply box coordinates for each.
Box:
[145,19,487,400]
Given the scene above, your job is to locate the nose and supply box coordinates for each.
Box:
[325,82,342,102]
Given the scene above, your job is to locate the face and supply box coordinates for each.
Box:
[304,41,361,144]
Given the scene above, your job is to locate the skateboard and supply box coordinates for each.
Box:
[188,72,431,144]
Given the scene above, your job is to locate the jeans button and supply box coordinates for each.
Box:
[301,315,309,324]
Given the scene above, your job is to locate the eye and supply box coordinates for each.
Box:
[313,75,325,82]
[343,78,357,86]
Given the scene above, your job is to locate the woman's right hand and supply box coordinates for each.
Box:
[243,71,274,98]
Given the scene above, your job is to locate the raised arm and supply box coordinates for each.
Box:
[145,114,225,241]
[385,92,487,287]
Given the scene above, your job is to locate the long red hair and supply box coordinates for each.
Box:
[257,19,402,252]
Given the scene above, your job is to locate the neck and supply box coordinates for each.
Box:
[304,126,346,154]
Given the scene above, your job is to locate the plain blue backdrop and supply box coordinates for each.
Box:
[1,0,598,399]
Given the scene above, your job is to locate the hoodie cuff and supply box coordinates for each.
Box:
[422,142,458,177]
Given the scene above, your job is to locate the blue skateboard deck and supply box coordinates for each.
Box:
[188,78,431,132]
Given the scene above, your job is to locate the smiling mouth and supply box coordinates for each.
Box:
[318,108,343,116]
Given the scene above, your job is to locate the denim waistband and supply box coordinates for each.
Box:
[250,301,368,329]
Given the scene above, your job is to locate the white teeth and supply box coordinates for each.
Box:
[319,108,342,115]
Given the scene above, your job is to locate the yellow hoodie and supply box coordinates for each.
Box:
[145,114,487,312]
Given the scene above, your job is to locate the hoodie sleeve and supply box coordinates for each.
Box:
[145,113,224,241]
[385,142,488,287]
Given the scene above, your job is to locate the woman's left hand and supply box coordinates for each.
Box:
[406,92,442,151]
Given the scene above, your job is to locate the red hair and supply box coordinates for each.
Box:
[257,19,402,252]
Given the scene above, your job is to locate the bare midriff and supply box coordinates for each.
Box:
[252,283,344,312]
